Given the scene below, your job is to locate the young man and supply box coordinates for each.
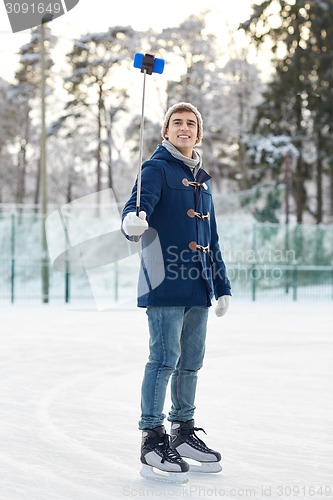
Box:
[122,102,231,482]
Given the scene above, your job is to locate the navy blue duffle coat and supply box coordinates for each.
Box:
[122,145,231,307]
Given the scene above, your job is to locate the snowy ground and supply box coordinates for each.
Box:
[0,301,332,500]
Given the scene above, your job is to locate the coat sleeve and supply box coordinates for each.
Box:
[209,201,232,298]
[121,161,164,237]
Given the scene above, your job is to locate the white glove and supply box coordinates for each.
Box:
[122,211,148,237]
[215,295,231,317]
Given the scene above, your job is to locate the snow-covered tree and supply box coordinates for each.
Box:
[243,134,299,222]
[240,0,333,223]
[64,26,142,198]
[150,14,263,192]
[8,25,55,205]
[0,77,21,202]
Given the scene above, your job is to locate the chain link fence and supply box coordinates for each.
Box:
[0,209,332,304]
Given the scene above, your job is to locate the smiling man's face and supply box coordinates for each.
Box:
[164,111,199,158]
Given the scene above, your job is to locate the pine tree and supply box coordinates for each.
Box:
[64,26,140,197]
[10,25,55,205]
[151,14,262,192]
[0,78,20,203]
[240,0,333,223]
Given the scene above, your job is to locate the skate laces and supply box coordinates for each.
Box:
[187,426,211,451]
[159,434,183,464]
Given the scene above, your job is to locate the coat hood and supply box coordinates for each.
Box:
[149,144,175,162]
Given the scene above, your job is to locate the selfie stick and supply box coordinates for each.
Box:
[133,53,165,216]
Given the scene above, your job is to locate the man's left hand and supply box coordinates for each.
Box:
[215,295,231,317]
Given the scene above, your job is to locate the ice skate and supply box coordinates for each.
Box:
[140,426,189,483]
[170,420,222,473]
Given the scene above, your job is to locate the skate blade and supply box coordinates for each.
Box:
[140,464,189,484]
[188,461,222,473]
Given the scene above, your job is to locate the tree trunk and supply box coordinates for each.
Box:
[316,130,323,223]
[96,85,103,194]
[104,105,114,194]
[330,161,333,217]
[293,155,306,224]
[16,109,30,204]
[66,172,72,204]
[293,93,306,224]
[34,158,40,211]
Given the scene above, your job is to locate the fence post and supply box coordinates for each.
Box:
[251,264,257,301]
[292,260,298,301]
[331,224,333,300]
[251,223,257,301]
[65,259,70,303]
[41,213,49,303]
[285,223,290,294]
[114,261,119,302]
[11,213,15,304]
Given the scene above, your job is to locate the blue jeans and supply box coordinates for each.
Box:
[139,306,209,430]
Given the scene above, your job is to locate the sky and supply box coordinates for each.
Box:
[0,0,257,82]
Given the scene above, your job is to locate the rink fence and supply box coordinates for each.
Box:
[0,210,332,304]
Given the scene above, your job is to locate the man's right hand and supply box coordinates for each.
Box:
[122,211,148,237]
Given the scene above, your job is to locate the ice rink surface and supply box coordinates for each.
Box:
[0,300,332,500]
